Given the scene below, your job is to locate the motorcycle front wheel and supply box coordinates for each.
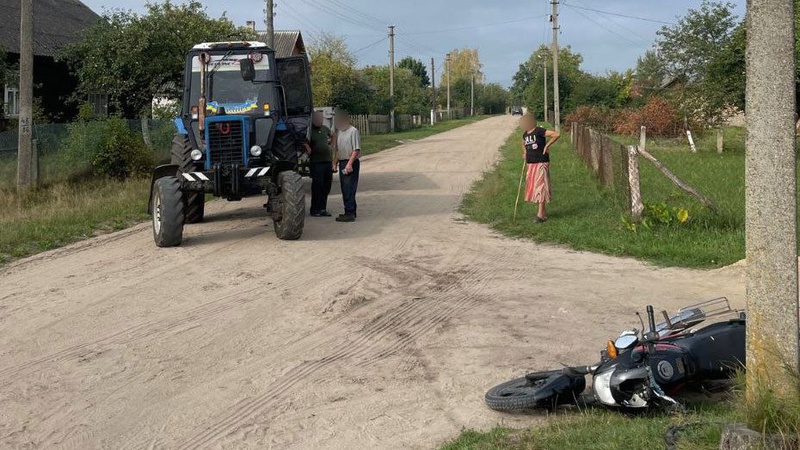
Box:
[485,370,586,412]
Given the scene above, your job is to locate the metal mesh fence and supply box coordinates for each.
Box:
[0,119,173,189]
[570,122,631,209]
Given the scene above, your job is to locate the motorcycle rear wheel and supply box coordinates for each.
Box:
[485,370,584,412]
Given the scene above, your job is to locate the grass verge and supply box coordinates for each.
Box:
[361,116,487,155]
[0,179,150,265]
[461,128,762,268]
[440,403,738,450]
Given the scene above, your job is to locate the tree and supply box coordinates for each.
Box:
[633,50,668,98]
[63,1,254,118]
[307,33,372,113]
[397,56,430,86]
[511,45,586,118]
[440,48,484,88]
[476,83,509,115]
[655,1,738,81]
[360,65,429,115]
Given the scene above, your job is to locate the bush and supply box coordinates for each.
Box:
[613,97,684,137]
[92,118,153,180]
[61,117,153,181]
[564,105,615,132]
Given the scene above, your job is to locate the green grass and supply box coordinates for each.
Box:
[0,179,151,264]
[440,403,738,450]
[360,116,488,155]
[460,127,770,268]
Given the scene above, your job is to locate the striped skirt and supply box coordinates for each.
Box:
[524,162,551,204]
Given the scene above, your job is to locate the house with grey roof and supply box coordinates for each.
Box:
[0,0,100,121]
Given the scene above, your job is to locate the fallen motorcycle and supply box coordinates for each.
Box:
[485,297,746,412]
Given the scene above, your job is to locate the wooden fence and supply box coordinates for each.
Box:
[570,122,718,219]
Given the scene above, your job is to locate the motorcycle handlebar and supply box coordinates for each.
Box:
[647,305,656,334]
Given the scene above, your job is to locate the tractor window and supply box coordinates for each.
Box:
[188,53,271,116]
[276,57,312,117]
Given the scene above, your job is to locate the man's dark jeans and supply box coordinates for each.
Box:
[310,161,333,214]
[338,159,360,216]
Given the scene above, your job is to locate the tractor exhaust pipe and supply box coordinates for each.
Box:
[198,52,211,133]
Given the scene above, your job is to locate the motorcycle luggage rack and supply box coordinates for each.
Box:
[658,297,737,335]
[678,297,735,319]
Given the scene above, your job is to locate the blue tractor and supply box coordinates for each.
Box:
[148,41,313,247]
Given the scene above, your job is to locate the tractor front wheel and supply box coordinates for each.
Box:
[272,170,305,240]
[152,176,185,247]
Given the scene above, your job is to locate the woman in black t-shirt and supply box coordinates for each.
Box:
[520,114,560,222]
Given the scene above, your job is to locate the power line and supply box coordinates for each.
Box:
[352,37,388,55]
[560,2,674,25]
[404,15,548,36]
[296,0,384,32]
[568,0,651,42]
[566,4,648,47]
[325,0,388,27]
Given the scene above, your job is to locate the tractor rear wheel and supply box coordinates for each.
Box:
[170,133,205,224]
[152,176,184,247]
[273,170,305,240]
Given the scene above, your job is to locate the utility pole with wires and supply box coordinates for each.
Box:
[470,72,475,116]
[542,56,549,123]
[550,0,560,131]
[446,53,451,119]
[17,0,34,190]
[389,25,395,132]
[430,57,436,125]
[264,0,275,49]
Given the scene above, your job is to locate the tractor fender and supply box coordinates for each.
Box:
[148,164,179,215]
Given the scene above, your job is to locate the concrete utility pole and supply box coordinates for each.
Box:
[265,0,275,48]
[17,0,34,190]
[550,0,560,131]
[745,0,799,408]
[542,56,549,123]
[470,73,475,116]
[446,53,451,119]
[430,57,436,125]
[388,25,395,132]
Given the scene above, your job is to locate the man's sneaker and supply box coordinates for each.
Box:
[319,210,332,217]
[310,211,322,217]
[336,214,355,222]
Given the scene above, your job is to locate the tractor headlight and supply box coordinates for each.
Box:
[190,149,203,161]
[250,145,263,157]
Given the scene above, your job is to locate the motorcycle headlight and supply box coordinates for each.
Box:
[190,149,203,161]
[250,145,263,157]
[593,369,617,406]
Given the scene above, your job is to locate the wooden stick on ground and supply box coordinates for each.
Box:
[637,147,720,214]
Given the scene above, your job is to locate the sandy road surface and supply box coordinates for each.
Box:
[0,116,745,449]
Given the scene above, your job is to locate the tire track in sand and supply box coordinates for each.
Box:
[176,260,493,449]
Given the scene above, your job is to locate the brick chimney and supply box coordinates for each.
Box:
[246,21,257,32]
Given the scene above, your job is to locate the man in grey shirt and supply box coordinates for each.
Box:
[334,111,361,222]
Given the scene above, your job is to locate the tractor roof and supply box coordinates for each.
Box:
[191,41,271,51]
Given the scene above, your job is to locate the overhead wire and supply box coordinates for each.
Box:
[560,2,675,26]
[566,0,651,42]
[566,4,649,48]
[404,15,548,36]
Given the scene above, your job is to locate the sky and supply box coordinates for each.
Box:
[80,0,747,87]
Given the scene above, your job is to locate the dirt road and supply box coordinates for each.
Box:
[0,116,745,449]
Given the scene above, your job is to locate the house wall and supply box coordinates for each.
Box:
[3,53,80,123]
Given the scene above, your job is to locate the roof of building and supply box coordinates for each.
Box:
[0,0,101,58]
[256,30,306,58]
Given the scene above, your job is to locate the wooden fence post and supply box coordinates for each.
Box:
[717,128,724,154]
[628,145,643,220]
[638,147,719,213]
[639,126,646,153]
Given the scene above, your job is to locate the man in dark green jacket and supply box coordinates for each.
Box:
[307,111,335,217]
